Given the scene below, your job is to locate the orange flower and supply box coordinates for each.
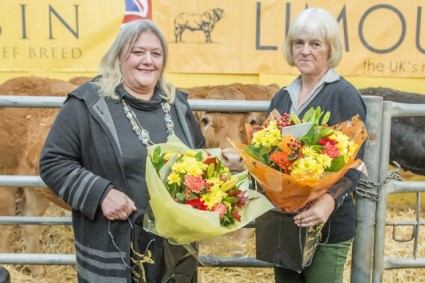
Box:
[277,135,296,154]
[270,151,292,173]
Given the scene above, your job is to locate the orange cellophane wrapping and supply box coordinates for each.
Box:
[233,115,368,213]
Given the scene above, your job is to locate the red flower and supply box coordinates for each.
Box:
[319,138,341,158]
[319,138,337,146]
[231,210,241,222]
[203,156,217,169]
[185,198,207,210]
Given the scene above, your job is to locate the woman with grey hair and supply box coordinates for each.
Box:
[40,19,205,283]
[256,8,366,283]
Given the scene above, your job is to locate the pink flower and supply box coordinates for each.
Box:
[183,175,205,193]
[212,202,227,218]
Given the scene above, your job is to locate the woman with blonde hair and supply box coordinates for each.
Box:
[258,8,366,283]
[40,19,205,283]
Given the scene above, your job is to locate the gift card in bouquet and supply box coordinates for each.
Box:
[281,122,313,138]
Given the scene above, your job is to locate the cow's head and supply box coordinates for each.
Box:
[212,8,224,21]
[187,84,279,173]
[195,111,264,172]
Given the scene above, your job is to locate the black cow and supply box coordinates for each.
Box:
[174,8,224,43]
[360,88,425,175]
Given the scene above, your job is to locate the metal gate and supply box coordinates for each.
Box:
[0,94,424,282]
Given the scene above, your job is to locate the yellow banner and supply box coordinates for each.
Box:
[155,0,425,77]
[1,0,425,78]
[0,0,128,72]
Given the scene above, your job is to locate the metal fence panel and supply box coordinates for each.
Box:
[1,95,425,283]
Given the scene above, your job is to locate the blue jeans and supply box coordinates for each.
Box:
[274,240,352,283]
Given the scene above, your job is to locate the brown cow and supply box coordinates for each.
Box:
[0,77,86,277]
[174,8,224,43]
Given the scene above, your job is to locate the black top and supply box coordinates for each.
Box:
[111,84,191,212]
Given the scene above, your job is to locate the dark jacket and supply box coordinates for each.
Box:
[39,80,205,283]
[269,77,367,243]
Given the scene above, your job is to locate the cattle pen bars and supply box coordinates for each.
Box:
[0,95,425,283]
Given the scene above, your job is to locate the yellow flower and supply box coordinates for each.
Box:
[164,153,177,162]
[178,156,207,176]
[201,187,227,210]
[220,177,239,192]
[167,172,181,185]
[291,156,325,180]
[251,121,281,148]
[185,160,205,176]
[330,131,358,161]
[206,177,223,190]
[185,150,197,157]
[347,142,359,159]
[172,162,187,174]
[316,153,332,168]
[301,146,319,158]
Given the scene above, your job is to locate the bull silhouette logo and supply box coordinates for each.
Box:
[174,8,224,43]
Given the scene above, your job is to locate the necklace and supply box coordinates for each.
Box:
[122,99,175,147]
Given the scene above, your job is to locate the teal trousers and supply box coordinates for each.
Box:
[273,240,352,283]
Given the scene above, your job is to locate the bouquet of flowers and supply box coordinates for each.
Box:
[145,135,274,245]
[152,145,248,227]
[232,107,368,212]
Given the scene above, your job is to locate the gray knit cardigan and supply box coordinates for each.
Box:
[39,81,205,283]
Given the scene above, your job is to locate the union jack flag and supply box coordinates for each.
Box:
[122,0,152,24]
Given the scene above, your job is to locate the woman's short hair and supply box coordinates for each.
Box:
[95,19,174,100]
[282,8,343,68]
